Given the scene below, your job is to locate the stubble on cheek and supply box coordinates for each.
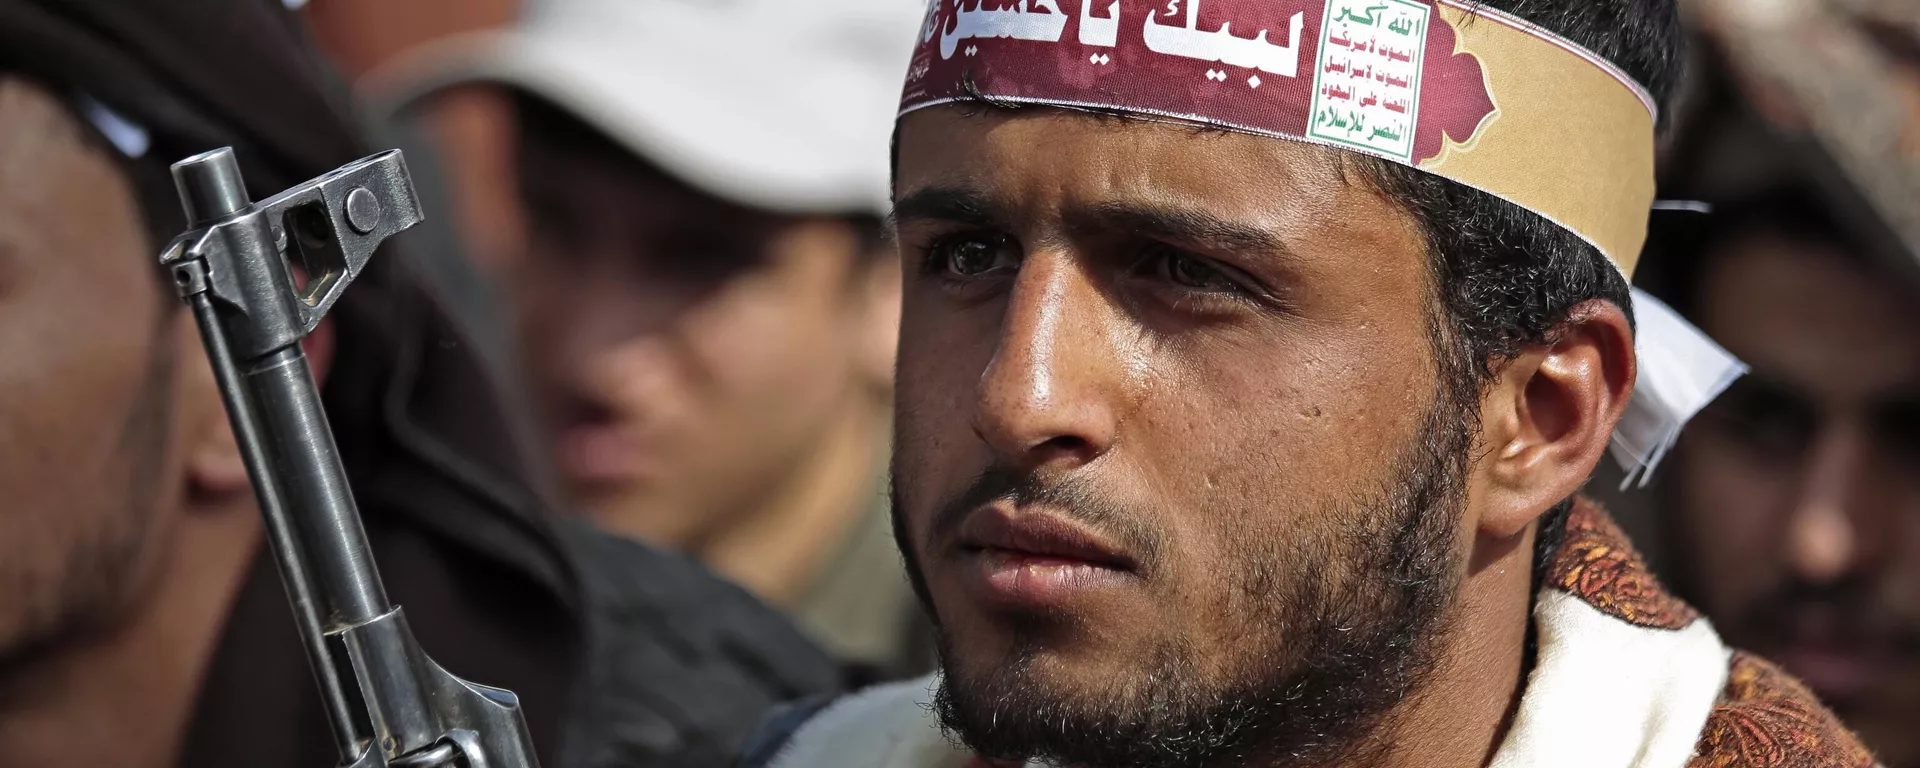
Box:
[0,328,175,662]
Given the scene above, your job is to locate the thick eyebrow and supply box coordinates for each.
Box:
[890,188,1301,268]
[1071,200,1297,261]
[889,186,1006,231]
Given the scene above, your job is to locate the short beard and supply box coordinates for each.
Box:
[0,313,176,670]
[905,384,1476,768]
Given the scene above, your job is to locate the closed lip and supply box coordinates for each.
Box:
[556,421,661,486]
[1769,634,1898,704]
[956,504,1139,572]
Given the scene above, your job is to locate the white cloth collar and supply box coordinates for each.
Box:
[763,589,1732,768]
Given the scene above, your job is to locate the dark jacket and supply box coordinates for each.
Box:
[0,1,846,764]
[180,252,843,768]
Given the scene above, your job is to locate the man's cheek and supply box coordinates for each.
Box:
[890,394,952,544]
[1676,452,1786,615]
[895,330,987,459]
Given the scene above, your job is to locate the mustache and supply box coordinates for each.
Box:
[1738,577,1920,653]
[925,464,1167,574]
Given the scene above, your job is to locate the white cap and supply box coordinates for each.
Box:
[371,0,927,216]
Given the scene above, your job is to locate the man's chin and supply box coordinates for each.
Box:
[933,646,1155,765]
[933,599,1159,688]
[941,638,1112,698]
[572,480,721,547]
[932,631,1285,768]
[933,613,1170,716]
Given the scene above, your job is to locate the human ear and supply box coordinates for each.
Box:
[1474,299,1635,537]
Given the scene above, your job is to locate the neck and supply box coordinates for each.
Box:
[1344,523,1538,768]
[698,398,887,607]
[0,501,261,768]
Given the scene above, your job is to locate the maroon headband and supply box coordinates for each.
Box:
[899,0,1660,271]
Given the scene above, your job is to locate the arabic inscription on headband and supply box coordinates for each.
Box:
[937,0,1308,81]
[1080,0,1121,46]
[1307,0,1427,158]
[940,0,1072,59]
[1142,0,1306,77]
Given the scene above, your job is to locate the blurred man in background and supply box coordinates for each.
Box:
[1643,2,1920,763]
[0,1,840,766]
[1662,189,1920,766]
[379,0,931,679]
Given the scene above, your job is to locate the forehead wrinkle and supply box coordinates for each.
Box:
[1065,199,1301,264]
[1057,128,1397,270]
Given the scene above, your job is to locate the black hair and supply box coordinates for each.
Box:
[1375,0,1679,382]
[1364,0,1683,575]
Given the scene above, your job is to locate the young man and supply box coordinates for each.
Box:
[746,0,1878,766]
[1664,191,1920,767]
[377,0,933,677]
[0,1,839,766]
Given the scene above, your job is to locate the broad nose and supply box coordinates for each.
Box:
[1784,422,1889,584]
[972,251,1129,471]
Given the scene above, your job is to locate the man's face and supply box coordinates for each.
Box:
[511,125,893,546]
[0,80,194,660]
[890,108,1476,767]
[1672,235,1920,765]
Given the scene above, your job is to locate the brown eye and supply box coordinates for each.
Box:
[1151,245,1235,290]
[931,234,1017,278]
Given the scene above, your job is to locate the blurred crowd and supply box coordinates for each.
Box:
[0,0,1913,766]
